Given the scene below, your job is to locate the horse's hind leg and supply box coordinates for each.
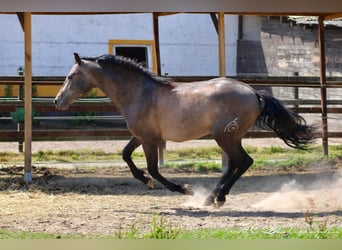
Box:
[206,139,253,207]
[122,137,154,188]
[142,141,193,195]
[216,144,253,206]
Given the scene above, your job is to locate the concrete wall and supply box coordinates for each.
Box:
[0,13,238,77]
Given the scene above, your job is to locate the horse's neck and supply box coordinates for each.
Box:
[98,71,146,116]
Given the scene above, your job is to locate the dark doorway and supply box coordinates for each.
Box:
[115,47,148,67]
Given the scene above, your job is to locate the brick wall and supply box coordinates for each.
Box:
[237,17,342,77]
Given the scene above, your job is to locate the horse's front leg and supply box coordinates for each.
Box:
[122,137,154,189]
[142,141,193,195]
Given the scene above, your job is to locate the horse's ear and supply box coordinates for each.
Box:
[74,53,82,65]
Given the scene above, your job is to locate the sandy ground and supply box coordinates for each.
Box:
[0,164,341,236]
[0,138,341,236]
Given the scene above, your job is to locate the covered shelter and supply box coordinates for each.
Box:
[1,0,342,182]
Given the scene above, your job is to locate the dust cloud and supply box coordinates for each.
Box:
[182,186,212,209]
[253,171,342,212]
[182,171,342,212]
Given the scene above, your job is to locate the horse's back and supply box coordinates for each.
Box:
[174,77,255,96]
[173,77,259,108]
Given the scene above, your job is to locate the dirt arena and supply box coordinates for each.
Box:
[0,139,341,236]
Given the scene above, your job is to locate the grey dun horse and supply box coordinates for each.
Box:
[54,53,315,206]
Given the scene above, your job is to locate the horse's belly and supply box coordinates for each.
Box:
[160,124,210,142]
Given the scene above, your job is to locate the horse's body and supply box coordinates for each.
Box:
[128,77,260,143]
[55,53,314,206]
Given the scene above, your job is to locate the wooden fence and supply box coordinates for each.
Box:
[0,76,341,143]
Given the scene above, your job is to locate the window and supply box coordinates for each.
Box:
[108,40,157,73]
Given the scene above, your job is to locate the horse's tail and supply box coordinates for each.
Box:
[255,90,315,149]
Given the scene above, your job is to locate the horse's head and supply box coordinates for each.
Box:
[54,53,95,110]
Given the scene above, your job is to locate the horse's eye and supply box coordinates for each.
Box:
[67,75,73,80]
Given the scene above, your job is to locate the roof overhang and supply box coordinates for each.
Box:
[0,0,341,18]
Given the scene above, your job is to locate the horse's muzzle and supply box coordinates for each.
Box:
[53,97,68,110]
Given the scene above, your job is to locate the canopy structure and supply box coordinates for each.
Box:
[1,0,341,15]
[1,0,342,182]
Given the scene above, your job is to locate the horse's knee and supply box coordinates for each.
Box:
[122,137,141,163]
[122,152,129,163]
[122,147,132,162]
[245,155,254,167]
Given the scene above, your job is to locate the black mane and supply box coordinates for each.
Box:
[82,54,173,86]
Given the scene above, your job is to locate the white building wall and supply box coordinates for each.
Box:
[159,14,238,76]
[0,13,238,77]
[0,15,24,76]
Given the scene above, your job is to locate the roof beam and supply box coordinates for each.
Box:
[210,13,219,34]
[16,12,25,31]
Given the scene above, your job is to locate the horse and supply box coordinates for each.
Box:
[54,53,315,207]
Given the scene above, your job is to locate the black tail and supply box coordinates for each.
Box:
[255,90,315,149]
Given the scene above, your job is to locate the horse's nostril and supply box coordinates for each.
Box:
[53,99,57,105]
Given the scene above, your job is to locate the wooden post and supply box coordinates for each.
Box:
[153,13,161,76]
[218,12,226,78]
[318,16,329,156]
[218,12,229,173]
[153,13,166,167]
[17,67,24,153]
[24,12,33,183]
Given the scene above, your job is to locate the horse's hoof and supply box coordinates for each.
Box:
[181,184,194,195]
[215,196,226,208]
[147,178,155,189]
[214,201,225,208]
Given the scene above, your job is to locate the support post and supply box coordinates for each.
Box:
[153,13,161,76]
[218,12,229,173]
[24,12,33,183]
[17,67,24,153]
[153,13,166,167]
[318,16,329,156]
[218,12,226,78]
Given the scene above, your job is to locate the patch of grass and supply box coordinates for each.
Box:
[2,226,341,239]
[164,144,339,171]
[166,146,221,160]
[241,144,336,170]
[176,227,342,239]
[328,145,342,158]
[31,149,124,162]
[0,152,23,162]
[2,213,340,239]
[0,229,67,239]
[0,144,340,173]
[261,146,288,154]
[143,214,181,239]
[244,145,259,154]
